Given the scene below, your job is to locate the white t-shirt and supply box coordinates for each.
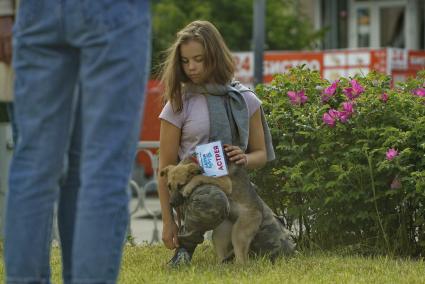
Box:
[159,86,261,160]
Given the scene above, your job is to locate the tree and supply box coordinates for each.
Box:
[151,0,323,77]
[266,0,324,50]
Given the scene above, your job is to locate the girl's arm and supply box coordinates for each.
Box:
[224,108,267,170]
[246,108,267,169]
[157,119,181,249]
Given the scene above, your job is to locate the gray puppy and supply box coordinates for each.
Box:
[212,165,295,264]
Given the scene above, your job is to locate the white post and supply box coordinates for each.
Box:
[313,0,322,33]
[348,0,357,48]
[405,0,419,50]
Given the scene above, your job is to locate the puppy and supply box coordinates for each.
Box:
[212,165,295,264]
[212,164,263,264]
[159,158,232,207]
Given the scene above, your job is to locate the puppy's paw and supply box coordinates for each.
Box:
[223,187,232,196]
[222,252,235,263]
[181,184,195,197]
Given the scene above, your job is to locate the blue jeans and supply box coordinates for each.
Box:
[4,1,151,283]
[58,88,82,284]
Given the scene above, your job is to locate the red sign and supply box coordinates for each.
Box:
[233,51,322,86]
[263,52,322,82]
[408,50,425,71]
[234,48,425,86]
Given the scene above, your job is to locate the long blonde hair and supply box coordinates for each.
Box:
[159,20,235,112]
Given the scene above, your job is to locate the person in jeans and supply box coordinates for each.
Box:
[1,4,84,277]
[2,1,151,283]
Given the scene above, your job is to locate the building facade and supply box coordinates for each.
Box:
[301,0,425,50]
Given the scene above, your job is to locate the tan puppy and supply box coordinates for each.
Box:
[160,158,232,206]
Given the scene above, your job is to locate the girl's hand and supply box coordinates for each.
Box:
[0,16,14,65]
[223,144,248,167]
[162,220,179,249]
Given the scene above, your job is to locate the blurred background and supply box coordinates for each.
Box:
[134,0,425,183]
[1,0,425,243]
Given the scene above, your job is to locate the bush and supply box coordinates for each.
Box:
[253,67,425,257]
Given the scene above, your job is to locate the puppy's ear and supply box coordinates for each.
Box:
[160,165,173,177]
[187,163,202,176]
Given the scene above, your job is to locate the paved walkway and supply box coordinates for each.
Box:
[129,196,163,245]
[49,196,163,247]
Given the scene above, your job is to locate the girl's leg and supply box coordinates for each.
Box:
[178,184,230,254]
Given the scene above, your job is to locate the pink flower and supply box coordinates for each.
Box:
[338,113,349,123]
[328,109,340,118]
[341,102,354,113]
[287,90,308,105]
[322,113,335,127]
[322,109,339,127]
[380,93,389,102]
[351,79,365,94]
[412,88,425,97]
[338,102,354,123]
[287,91,297,100]
[322,80,339,102]
[343,79,364,100]
[299,91,308,104]
[342,87,354,100]
[386,148,398,161]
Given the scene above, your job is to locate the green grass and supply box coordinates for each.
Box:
[1,242,424,283]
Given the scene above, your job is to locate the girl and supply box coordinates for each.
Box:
[157,20,289,266]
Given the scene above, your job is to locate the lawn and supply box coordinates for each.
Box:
[1,242,424,283]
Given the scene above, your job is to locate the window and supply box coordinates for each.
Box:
[380,6,405,47]
[357,7,370,47]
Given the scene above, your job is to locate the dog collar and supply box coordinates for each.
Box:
[189,154,199,165]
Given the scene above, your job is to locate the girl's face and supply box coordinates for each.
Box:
[180,40,207,84]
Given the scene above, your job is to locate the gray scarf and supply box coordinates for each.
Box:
[184,82,275,161]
